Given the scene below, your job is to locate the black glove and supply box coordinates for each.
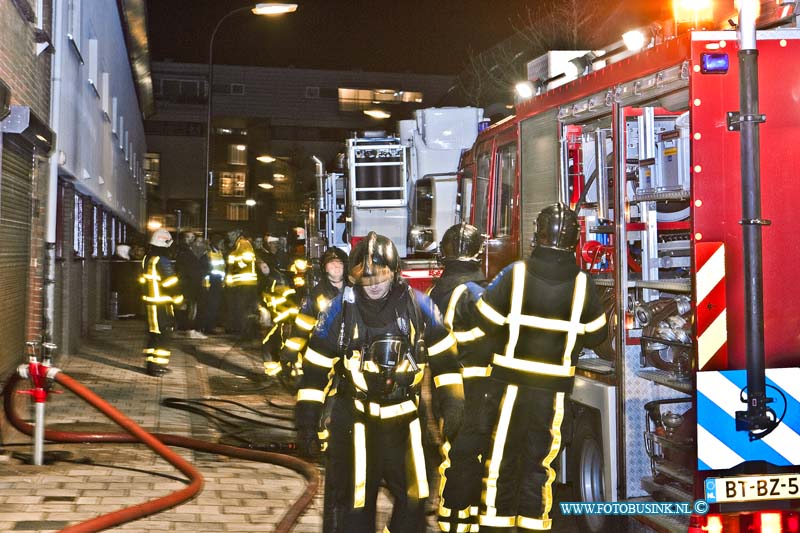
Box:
[439,393,465,442]
[295,401,322,458]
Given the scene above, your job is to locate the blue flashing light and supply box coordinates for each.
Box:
[700,53,729,74]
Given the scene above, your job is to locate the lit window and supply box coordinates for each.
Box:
[101,210,109,256]
[144,153,160,186]
[92,204,99,258]
[338,88,424,112]
[73,193,84,257]
[219,171,246,197]
[110,217,116,255]
[228,144,247,165]
[227,203,249,221]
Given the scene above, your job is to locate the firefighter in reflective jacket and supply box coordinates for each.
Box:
[260,273,299,377]
[429,223,497,533]
[225,231,258,336]
[278,246,349,391]
[295,232,465,533]
[139,229,184,377]
[471,204,607,532]
[290,256,311,296]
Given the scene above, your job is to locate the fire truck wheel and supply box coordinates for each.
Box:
[568,419,621,532]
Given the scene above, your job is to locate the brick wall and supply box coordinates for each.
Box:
[0,0,52,121]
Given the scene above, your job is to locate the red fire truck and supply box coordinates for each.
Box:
[457,2,800,531]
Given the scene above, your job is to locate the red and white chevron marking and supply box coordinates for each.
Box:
[695,242,727,370]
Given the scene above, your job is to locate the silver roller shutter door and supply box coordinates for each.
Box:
[0,134,33,377]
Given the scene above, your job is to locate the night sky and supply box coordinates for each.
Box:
[146,0,662,75]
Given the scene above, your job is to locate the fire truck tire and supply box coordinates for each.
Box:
[568,418,622,532]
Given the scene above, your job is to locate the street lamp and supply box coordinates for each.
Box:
[203,3,297,239]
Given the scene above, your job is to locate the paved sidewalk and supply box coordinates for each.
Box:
[0,320,325,533]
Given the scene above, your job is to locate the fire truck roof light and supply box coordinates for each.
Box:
[700,53,729,74]
[515,81,534,99]
[622,29,648,52]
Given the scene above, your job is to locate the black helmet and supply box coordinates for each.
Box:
[321,247,348,269]
[440,223,483,262]
[348,232,399,286]
[534,203,580,251]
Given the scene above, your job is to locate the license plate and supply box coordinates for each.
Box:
[705,474,800,503]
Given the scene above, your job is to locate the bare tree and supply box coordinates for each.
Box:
[454,0,628,108]
[514,0,622,53]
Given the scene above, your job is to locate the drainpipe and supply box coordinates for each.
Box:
[732,0,776,440]
[43,0,65,346]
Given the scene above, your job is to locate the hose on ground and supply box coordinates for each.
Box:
[3,372,319,533]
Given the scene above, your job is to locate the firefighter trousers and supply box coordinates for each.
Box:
[479,385,565,532]
[144,303,174,369]
[438,378,493,532]
[324,397,428,533]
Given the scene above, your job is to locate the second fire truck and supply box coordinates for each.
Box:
[457,1,800,531]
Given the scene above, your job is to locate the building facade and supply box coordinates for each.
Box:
[0,0,152,399]
[49,0,151,355]
[0,0,56,383]
[146,61,454,238]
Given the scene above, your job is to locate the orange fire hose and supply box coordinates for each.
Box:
[3,372,319,533]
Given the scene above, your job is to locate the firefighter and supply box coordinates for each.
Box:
[174,231,206,338]
[278,246,349,391]
[290,255,311,297]
[471,204,607,532]
[295,232,465,533]
[428,223,496,533]
[199,237,226,334]
[259,260,299,377]
[225,230,258,336]
[139,228,184,377]
[265,234,290,270]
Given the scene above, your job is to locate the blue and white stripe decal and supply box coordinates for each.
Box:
[697,369,800,471]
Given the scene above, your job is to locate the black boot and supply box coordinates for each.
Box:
[146,361,170,376]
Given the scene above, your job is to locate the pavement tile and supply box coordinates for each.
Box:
[0,320,392,532]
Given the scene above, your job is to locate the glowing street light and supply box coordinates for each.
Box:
[245,198,257,206]
[203,3,297,239]
[257,154,277,163]
[258,182,274,190]
[252,3,298,15]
